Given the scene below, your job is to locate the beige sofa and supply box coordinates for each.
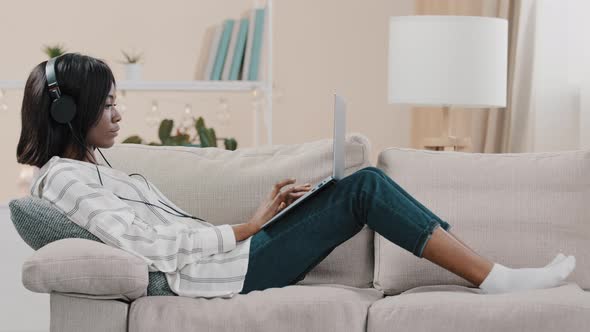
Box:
[19,134,590,332]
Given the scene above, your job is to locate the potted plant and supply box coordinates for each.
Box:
[122,116,238,150]
[121,49,143,80]
[42,44,67,58]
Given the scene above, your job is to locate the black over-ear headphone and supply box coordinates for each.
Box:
[45,55,95,165]
[46,56,77,125]
[45,55,208,223]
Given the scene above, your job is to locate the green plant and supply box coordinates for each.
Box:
[196,117,217,147]
[42,44,67,58]
[121,50,143,64]
[122,116,238,150]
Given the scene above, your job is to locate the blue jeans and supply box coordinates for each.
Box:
[239,166,452,294]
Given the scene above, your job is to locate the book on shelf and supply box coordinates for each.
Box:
[242,7,266,81]
[196,25,221,80]
[241,9,257,81]
[221,19,242,80]
[228,17,249,81]
[210,19,235,80]
[257,7,269,84]
[198,5,266,82]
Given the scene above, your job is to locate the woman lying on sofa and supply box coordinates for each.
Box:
[16,53,576,298]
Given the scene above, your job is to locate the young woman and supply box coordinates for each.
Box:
[17,53,576,298]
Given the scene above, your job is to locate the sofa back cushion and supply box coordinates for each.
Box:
[374,148,590,295]
[100,133,374,287]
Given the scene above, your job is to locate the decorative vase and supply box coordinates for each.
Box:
[125,63,142,80]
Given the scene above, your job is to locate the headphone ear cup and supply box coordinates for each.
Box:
[50,95,77,124]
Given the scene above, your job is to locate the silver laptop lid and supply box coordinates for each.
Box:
[333,94,346,180]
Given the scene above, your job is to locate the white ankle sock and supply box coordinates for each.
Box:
[479,253,576,294]
[544,253,566,267]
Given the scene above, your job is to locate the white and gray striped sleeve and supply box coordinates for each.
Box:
[37,164,237,272]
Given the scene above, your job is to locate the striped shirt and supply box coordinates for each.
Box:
[30,156,251,299]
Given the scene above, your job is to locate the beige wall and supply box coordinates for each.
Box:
[0,0,414,203]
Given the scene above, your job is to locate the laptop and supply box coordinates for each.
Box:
[260,94,347,230]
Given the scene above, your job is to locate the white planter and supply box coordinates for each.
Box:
[125,63,142,80]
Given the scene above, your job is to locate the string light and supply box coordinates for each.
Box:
[217,97,230,126]
[0,89,7,111]
[0,84,277,139]
[181,103,194,136]
[145,100,161,127]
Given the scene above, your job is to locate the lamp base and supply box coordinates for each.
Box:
[423,136,471,151]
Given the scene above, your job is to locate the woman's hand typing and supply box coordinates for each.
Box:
[245,178,312,235]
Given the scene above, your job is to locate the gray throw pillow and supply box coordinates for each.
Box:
[9,196,175,296]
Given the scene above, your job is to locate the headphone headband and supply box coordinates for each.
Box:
[45,56,62,100]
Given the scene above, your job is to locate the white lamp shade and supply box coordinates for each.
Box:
[388,15,508,108]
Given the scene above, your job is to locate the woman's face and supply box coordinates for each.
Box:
[86,84,121,148]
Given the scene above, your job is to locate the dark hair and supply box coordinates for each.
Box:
[16,53,116,168]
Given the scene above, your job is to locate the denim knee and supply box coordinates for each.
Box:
[359,166,386,176]
[353,167,388,182]
[358,167,453,232]
[350,167,385,189]
[357,167,394,185]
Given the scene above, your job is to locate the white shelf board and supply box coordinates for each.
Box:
[0,80,265,92]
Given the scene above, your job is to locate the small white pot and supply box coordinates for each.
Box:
[125,63,142,80]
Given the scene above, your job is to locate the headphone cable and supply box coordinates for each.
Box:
[65,124,208,222]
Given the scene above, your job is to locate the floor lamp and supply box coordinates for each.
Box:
[388,15,508,151]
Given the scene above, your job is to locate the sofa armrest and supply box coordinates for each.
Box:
[22,238,148,301]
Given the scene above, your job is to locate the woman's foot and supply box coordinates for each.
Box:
[479,253,576,294]
[545,253,567,267]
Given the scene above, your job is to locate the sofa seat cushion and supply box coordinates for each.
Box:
[128,284,383,332]
[368,282,590,332]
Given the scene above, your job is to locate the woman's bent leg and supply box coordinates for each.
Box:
[239,167,447,294]
[362,167,481,255]
[361,166,452,231]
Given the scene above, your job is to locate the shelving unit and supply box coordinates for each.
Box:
[0,0,273,146]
